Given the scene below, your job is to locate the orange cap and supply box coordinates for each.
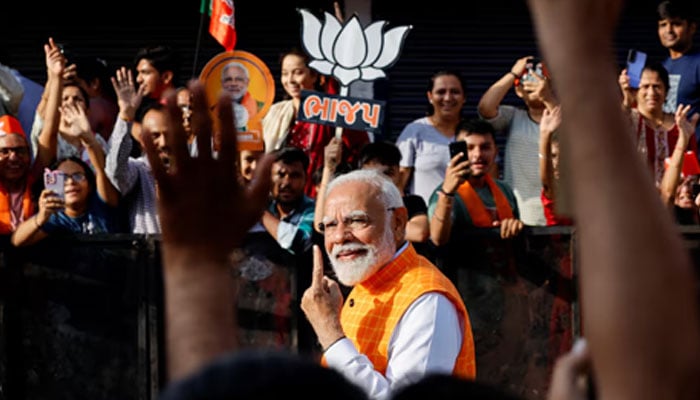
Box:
[0,115,26,139]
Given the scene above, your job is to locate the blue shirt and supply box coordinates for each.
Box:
[42,193,122,235]
[663,50,700,141]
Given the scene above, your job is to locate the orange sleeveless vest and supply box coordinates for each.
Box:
[339,243,476,378]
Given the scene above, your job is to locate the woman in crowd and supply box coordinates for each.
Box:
[395,70,467,205]
[11,100,121,246]
[619,62,698,186]
[261,47,369,198]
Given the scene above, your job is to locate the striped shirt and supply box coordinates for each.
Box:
[105,118,160,234]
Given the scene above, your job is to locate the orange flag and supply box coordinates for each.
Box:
[208,0,237,52]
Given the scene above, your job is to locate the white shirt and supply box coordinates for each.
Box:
[324,245,465,400]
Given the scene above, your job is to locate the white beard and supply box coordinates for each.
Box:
[329,223,396,286]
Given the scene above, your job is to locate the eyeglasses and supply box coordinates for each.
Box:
[0,146,29,158]
[318,208,396,234]
[61,172,87,183]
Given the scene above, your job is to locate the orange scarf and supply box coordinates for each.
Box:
[240,92,260,123]
[456,175,513,227]
[0,180,34,234]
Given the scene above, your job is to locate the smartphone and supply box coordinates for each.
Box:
[44,169,65,200]
[626,49,647,89]
[522,57,543,83]
[449,141,467,162]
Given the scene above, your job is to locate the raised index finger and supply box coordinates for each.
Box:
[311,245,325,288]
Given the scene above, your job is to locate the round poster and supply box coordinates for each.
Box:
[199,50,275,150]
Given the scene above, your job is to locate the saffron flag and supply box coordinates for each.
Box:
[201,0,237,52]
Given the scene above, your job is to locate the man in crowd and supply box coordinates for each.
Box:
[0,39,62,234]
[130,44,180,152]
[105,66,168,234]
[302,168,475,399]
[477,56,558,226]
[429,118,523,246]
[314,138,430,253]
[657,0,700,141]
[0,116,42,234]
[134,44,179,104]
[260,146,315,257]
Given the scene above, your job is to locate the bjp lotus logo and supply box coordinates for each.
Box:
[298,9,412,95]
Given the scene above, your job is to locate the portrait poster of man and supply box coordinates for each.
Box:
[199,50,275,141]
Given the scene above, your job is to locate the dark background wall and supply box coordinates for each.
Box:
[1,0,675,141]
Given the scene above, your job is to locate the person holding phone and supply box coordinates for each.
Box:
[428,118,523,245]
[618,62,699,187]
[625,49,648,91]
[11,97,122,246]
[477,55,558,227]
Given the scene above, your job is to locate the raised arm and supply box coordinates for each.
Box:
[529,70,558,111]
[618,68,637,111]
[527,0,700,399]
[477,56,530,119]
[141,79,273,382]
[105,67,143,194]
[539,105,561,200]
[10,189,62,247]
[60,101,119,207]
[30,38,64,180]
[429,153,468,246]
[313,137,343,234]
[659,105,699,208]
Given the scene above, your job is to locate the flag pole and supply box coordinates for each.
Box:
[192,9,206,79]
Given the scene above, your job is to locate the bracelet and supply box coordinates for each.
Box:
[438,187,455,197]
[509,71,519,79]
[434,213,445,223]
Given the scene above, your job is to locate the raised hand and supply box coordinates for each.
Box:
[111,66,144,122]
[540,105,562,138]
[675,104,699,148]
[323,136,343,172]
[442,153,470,194]
[36,188,65,224]
[60,101,91,141]
[528,71,556,105]
[301,245,345,350]
[511,56,532,78]
[44,37,66,80]
[144,80,275,381]
[141,79,273,260]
